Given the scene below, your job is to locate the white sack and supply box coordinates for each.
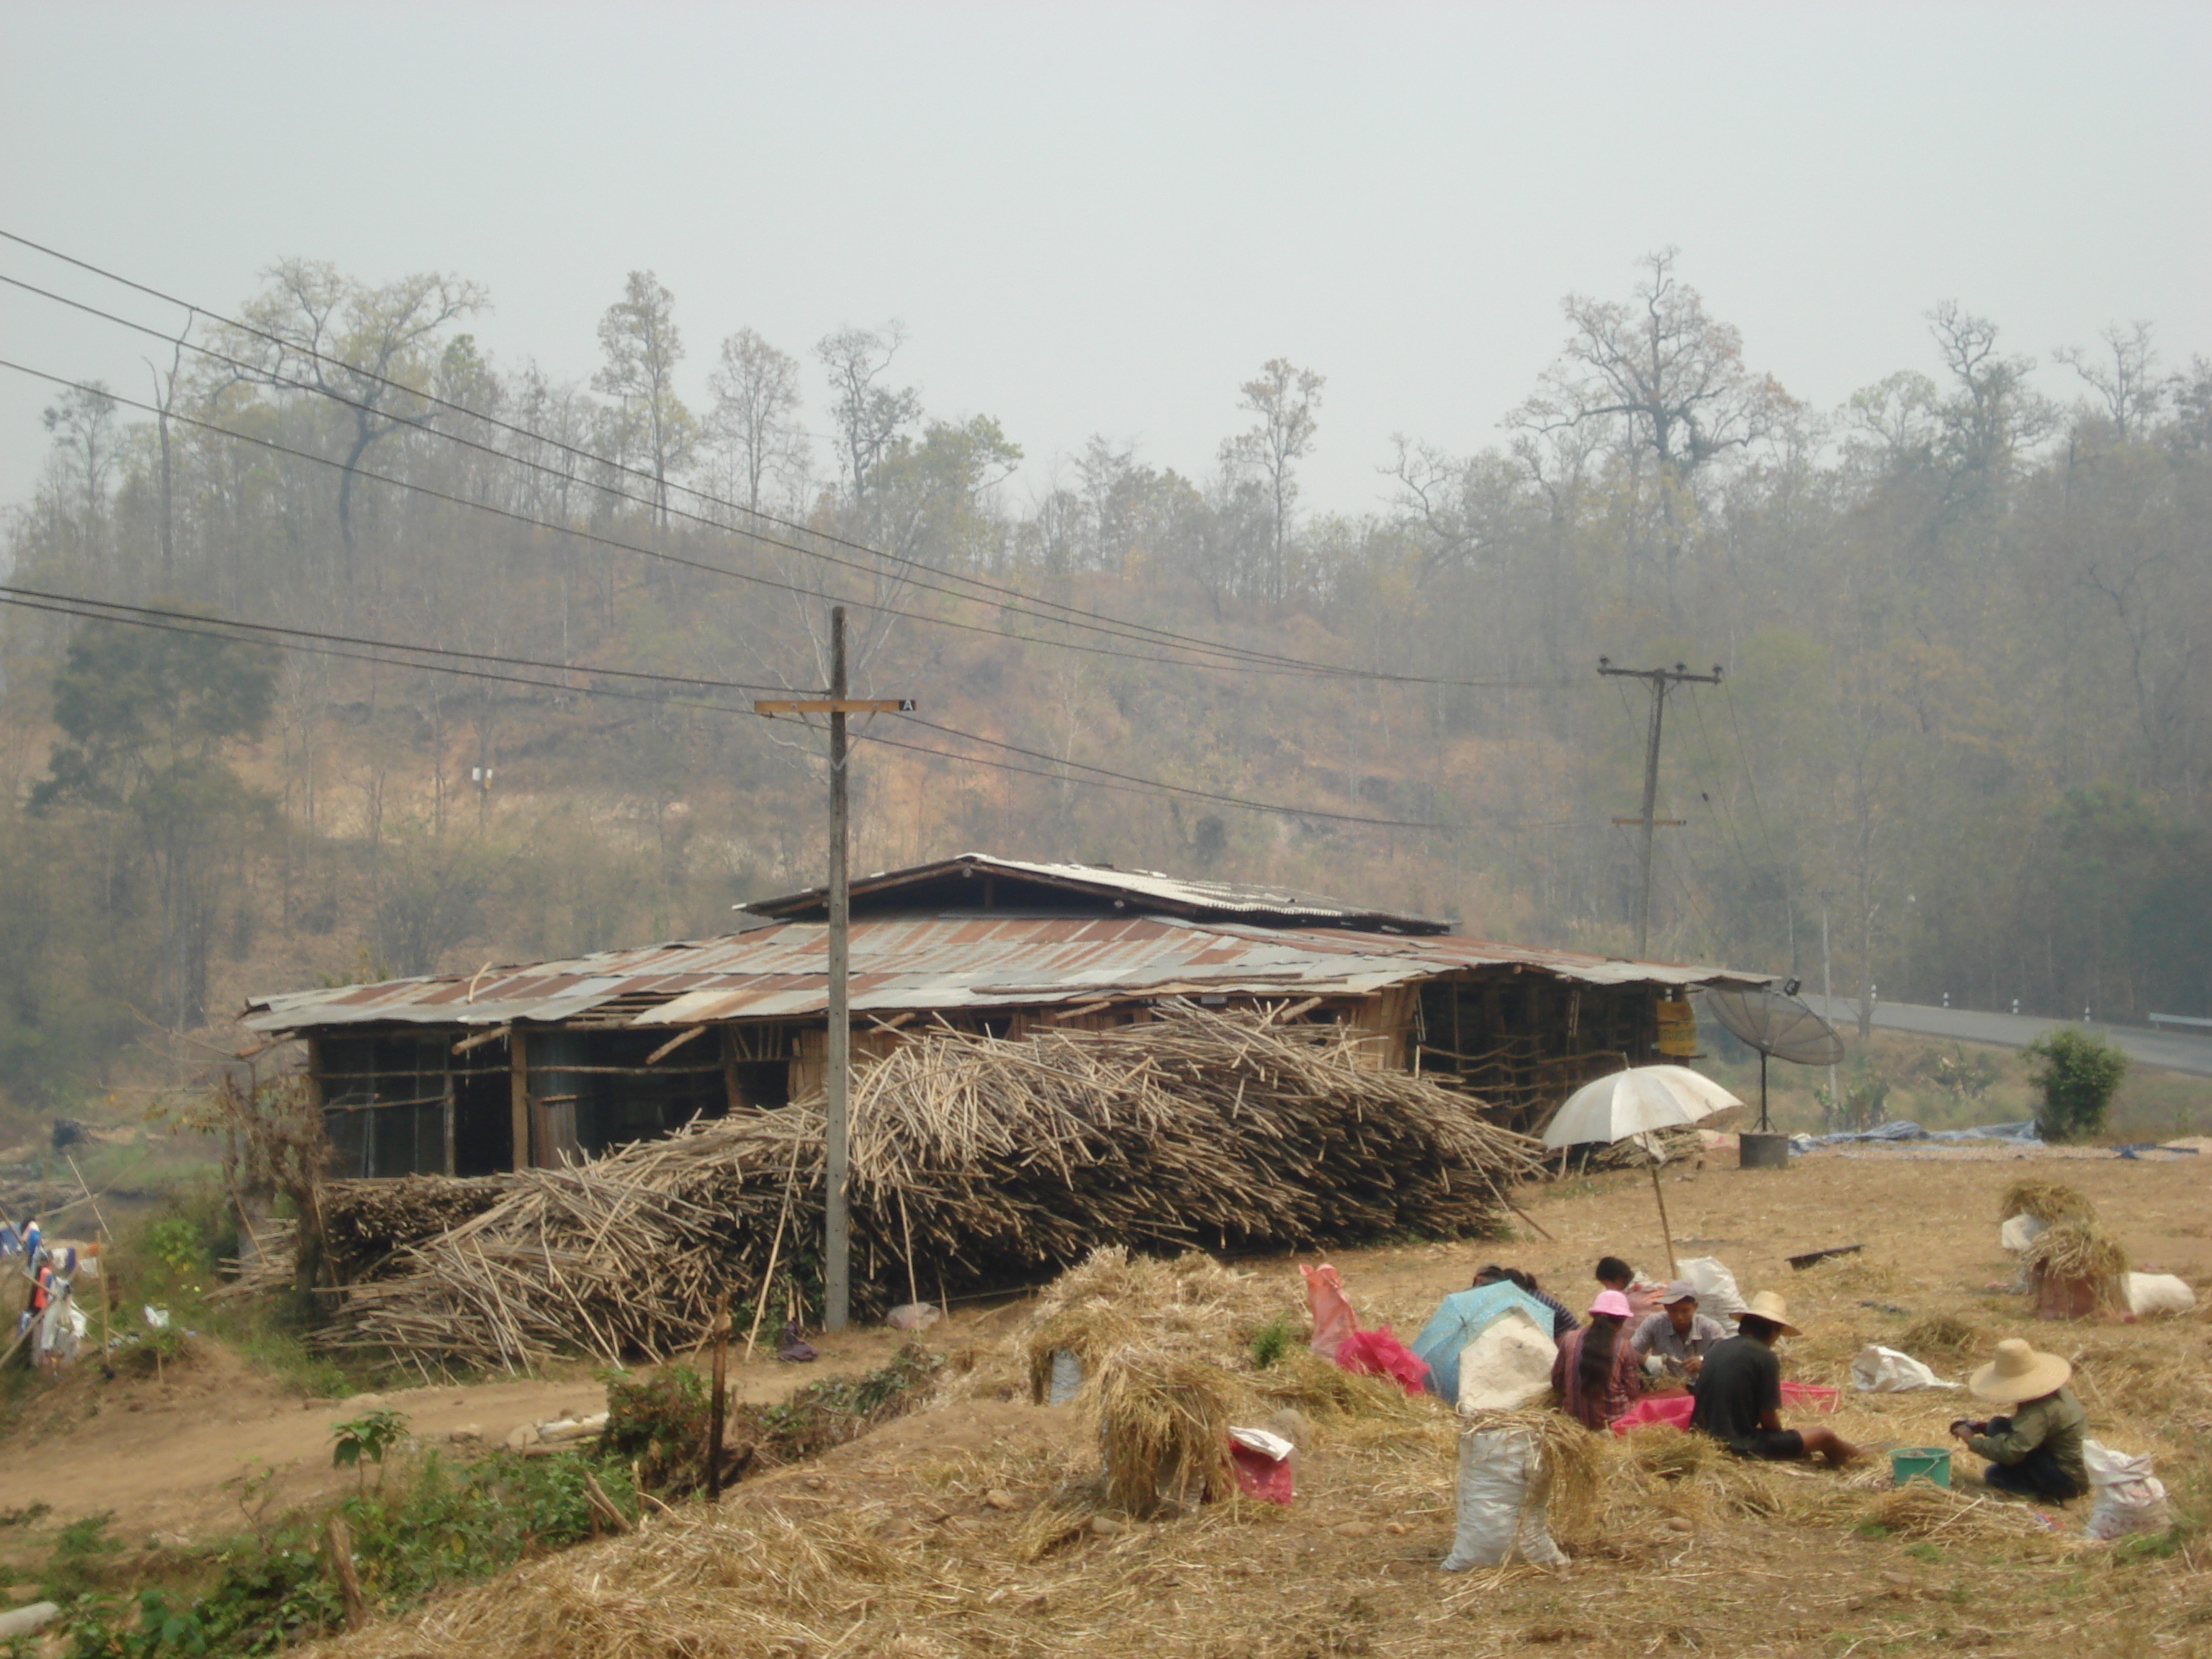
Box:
[1455,1306,1556,1413]
[1047,1349,1084,1406]
[2123,1272,2196,1317]
[1999,1213,2045,1253]
[2082,1439,2169,1541]
[1851,1344,1954,1392]
[1676,1256,1748,1318]
[1439,1429,1568,1571]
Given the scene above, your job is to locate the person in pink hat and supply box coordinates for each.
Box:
[1550,1289,1642,1429]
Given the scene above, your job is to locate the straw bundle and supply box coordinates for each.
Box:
[2021,1219,2130,1307]
[1997,1179,2096,1226]
[1084,1344,1237,1516]
[1897,1312,1982,1360]
[294,1004,1545,1371]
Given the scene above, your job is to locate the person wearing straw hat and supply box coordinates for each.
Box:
[1689,1292,1862,1466]
[1949,1339,2088,1501]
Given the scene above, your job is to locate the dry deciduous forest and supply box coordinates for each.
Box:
[4,249,2209,1112]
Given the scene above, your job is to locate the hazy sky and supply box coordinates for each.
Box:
[2,1,2207,518]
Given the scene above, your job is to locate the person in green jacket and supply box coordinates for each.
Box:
[1950,1339,2088,1501]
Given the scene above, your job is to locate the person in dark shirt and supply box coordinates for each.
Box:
[1689,1292,1861,1466]
[1471,1263,1578,1339]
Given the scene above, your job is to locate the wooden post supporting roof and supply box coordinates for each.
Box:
[508,1028,530,1173]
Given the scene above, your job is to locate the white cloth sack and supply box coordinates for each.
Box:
[2123,1273,2196,1317]
[1851,1344,1954,1392]
[1675,1256,1748,1318]
[1455,1307,1556,1413]
[1999,1213,2046,1253]
[1439,1429,1568,1571]
[2082,1439,2169,1540]
[1047,1350,1084,1406]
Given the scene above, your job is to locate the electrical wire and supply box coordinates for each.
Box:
[0,581,795,696]
[0,234,1574,691]
[0,354,1390,681]
[0,585,1440,829]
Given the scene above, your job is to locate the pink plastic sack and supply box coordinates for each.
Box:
[1229,1440,1295,1503]
[1334,1325,1431,1396]
[1301,1263,1357,1361]
[1609,1380,1840,1436]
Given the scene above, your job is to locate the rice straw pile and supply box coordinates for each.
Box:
[1086,1344,1239,1516]
[292,1004,1545,1372]
[2020,1218,2131,1308]
[1997,1178,2097,1226]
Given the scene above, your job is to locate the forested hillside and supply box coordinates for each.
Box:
[3,249,2208,1111]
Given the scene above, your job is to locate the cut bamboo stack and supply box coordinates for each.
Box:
[299,1003,1546,1373]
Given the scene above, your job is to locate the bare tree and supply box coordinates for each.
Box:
[221,261,487,572]
[817,323,922,500]
[594,271,695,526]
[706,327,810,518]
[2057,321,2167,441]
[1220,359,1324,602]
[1511,249,1790,583]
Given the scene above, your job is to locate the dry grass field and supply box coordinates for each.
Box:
[274,1144,2210,1659]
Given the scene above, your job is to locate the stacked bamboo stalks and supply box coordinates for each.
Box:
[305,1004,1546,1372]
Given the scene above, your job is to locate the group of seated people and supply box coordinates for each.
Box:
[1470,1256,2090,1500]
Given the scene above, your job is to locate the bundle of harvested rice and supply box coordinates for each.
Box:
[2022,1220,2131,1308]
[1085,1344,1237,1516]
[1618,1419,1717,1483]
[293,1004,1546,1372]
[1997,1179,2095,1226]
[1897,1312,1982,1360]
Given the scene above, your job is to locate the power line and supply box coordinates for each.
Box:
[0,235,1573,691]
[1718,681,1786,873]
[0,355,1395,682]
[0,584,1439,829]
[0,582,793,696]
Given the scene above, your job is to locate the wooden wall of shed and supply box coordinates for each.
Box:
[1339,986,1416,1070]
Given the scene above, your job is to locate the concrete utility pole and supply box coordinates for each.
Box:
[1598,659,1722,956]
[755,606,914,1331]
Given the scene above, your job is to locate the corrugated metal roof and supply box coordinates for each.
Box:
[242,914,1765,1034]
[742,853,1452,932]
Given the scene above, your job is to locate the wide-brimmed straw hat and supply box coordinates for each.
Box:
[1969,1338,2072,1404]
[1734,1291,1802,1337]
[1588,1289,1633,1319]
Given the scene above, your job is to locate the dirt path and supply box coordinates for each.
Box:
[0,1320,932,1542]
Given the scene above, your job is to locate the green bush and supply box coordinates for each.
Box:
[2023,1027,2130,1142]
[1249,1313,1295,1369]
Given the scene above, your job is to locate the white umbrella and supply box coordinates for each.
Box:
[1542,1065,1745,1277]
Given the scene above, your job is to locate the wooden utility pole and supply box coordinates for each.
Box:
[1598,659,1722,957]
[755,607,914,1332]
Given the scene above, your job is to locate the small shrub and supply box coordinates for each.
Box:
[2024,1028,2129,1142]
[600,1365,711,1496]
[1249,1313,1295,1370]
[331,1409,409,1488]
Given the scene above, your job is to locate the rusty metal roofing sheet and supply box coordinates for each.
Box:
[743,852,1452,932]
[242,914,1765,1034]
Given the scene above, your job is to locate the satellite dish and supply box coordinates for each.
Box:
[1699,986,1845,1132]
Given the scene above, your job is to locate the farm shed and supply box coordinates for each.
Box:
[240,853,1765,1178]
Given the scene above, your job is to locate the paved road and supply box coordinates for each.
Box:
[1803,996,2212,1079]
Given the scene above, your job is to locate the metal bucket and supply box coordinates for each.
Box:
[1737,1132,1791,1170]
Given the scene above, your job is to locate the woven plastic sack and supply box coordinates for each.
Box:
[2123,1273,2195,1317]
[1301,1263,1357,1360]
[2083,1439,2168,1540]
[1335,1326,1429,1396]
[1675,1256,1748,1318]
[1047,1350,1084,1406]
[1439,1429,1568,1570]
[1851,1345,1953,1392]
[2000,1213,2046,1254]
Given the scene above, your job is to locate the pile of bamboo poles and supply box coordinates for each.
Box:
[305,1003,1547,1373]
